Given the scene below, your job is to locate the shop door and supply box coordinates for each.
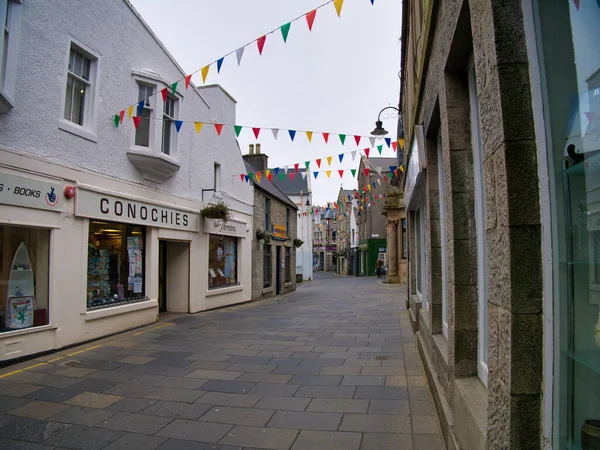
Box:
[276,246,282,295]
[158,241,167,312]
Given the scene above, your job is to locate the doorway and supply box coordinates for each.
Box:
[158,240,190,313]
[276,246,282,295]
[158,241,167,312]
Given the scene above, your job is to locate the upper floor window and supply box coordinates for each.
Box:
[135,83,154,147]
[214,163,221,191]
[64,48,92,126]
[265,198,271,232]
[286,208,290,235]
[0,0,22,113]
[162,94,177,155]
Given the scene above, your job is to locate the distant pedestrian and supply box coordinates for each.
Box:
[376,258,383,278]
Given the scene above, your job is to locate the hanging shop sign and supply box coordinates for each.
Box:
[203,217,247,238]
[272,224,287,240]
[77,188,200,231]
[0,171,63,212]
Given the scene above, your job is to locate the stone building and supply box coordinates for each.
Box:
[356,157,397,276]
[243,145,297,300]
[383,190,407,283]
[335,188,359,276]
[400,0,600,449]
[313,207,337,272]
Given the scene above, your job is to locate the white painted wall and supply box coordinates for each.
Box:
[288,193,313,281]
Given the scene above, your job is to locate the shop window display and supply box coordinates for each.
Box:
[87,221,145,309]
[0,225,50,332]
[208,235,238,289]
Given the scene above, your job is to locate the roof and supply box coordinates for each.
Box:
[244,162,298,209]
[270,168,309,196]
[320,209,336,220]
[360,157,399,172]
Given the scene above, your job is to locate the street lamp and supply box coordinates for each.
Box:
[370,106,400,137]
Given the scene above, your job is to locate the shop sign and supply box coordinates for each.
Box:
[77,189,200,231]
[203,217,247,238]
[273,224,287,240]
[379,248,386,252]
[0,171,63,212]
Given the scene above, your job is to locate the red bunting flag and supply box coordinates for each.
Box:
[119,110,125,123]
[132,116,141,128]
[394,169,399,177]
[252,128,261,139]
[240,174,244,182]
[214,124,223,135]
[257,35,266,55]
[391,141,398,151]
[384,175,388,182]
[268,173,273,181]
[338,170,344,177]
[316,159,321,168]
[161,87,168,103]
[354,135,361,146]
[184,74,192,89]
[322,132,329,143]
[294,163,299,172]
[290,172,296,180]
[306,9,317,30]
[364,168,370,176]
[364,148,370,157]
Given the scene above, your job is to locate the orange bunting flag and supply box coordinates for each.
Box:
[294,163,299,172]
[364,148,370,157]
[185,74,192,89]
[306,9,317,31]
[327,156,332,166]
[119,110,125,123]
[194,122,203,133]
[214,123,223,136]
[201,66,210,84]
[338,170,344,177]
[391,141,398,151]
[322,132,329,143]
[316,159,322,168]
[326,170,332,178]
[354,135,361,146]
[132,116,141,128]
[364,168,370,176]
[127,106,133,119]
[257,35,266,55]
[252,128,261,139]
[333,0,344,17]
[305,131,313,142]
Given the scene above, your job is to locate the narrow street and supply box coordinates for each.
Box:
[0,274,441,450]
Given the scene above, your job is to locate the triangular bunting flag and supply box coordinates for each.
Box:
[391,141,398,151]
[339,134,346,145]
[214,123,223,136]
[252,128,261,139]
[266,169,271,178]
[376,166,382,174]
[316,159,322,168]
[305,131,313,142]
[161,87,168,103]
[338,170,344,177]
[327,156,332,166]
[377,145,383,154]
[333,0,344,17]
[338,154,344,163]
[171,81,178,95]
[306,9,317,30]
[301,172,307,179]
[400,165,405,173]
[284,166,289,174]
[289,130,296,141]
[257,35,266,55]
[245,174,249,182]
[132,116,141,129]
[384,137,391,148]
[113,114,120,128]
[274,167,279,176]
[383,175,388,182]
[365,148,370,158]
[234,125,242,137]
[304,161,310,170]
[322,132,329,143]
[351,151,357,161]
[389,166,397,173]
[174,120,183,132]
[281,22,291,43]
[354,135,361,146]
[240,174,244,182]
[185,74,192,89]
[369,136,376,147]
[119,110,124,123]
[137,100,145,116]
[217,57,224,73]
[127,105,133,119]
[313,172,319,179]
[271,128,279,140]
[236,47,244,66]
[194,122,203,133]
[256,172,261,182]
[398,138,405,149]
[201,66,209,83]
[370,0,375,4]
[350,169,357,177]
[364,168,370,176]
[326,171,331,178]
[268,173,273,181]
[294,163,299,172]
[372,181,376,189]
[377,179,381,186]
[290,172,296,180]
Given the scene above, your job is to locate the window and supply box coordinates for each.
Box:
[214,163,221,191]
[0,0,22,111]
[468,57,488,387]
[286,208,290,236]
[438,131,448,338]
[64,47,92,126]
[135,83,154,147]
[263,243,272,288]
[415,207,428,308]
[87,221,145,310]
[401,219,407,259]
[162,94,177,155]
[0,225,50,332]
[208,235,238,289]
[285,247,291,282]
[265,198,271,232]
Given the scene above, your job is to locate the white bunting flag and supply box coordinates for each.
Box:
[236,47,245,66]
[271,128,279,140]
[377,179,382,186]
[351,151,357,161]
[301,172,307,179]
[369,137,376,147]
[284,166,289,174]
[376,166,382,174]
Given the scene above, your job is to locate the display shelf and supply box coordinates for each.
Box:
[557,151,600,176]
[566,350,600,376]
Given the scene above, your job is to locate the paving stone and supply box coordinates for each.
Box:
[0,438,55,449]
[410,400,435,415]
[354,386,408,400]
[361,367,404,376]
[157,438,239,449]
[237,373,291,384]
[225,364,276,374]
[368,400,411,415]
[295,386,355,399]
[225,356,272,365]
[47,406,116,426]
[267,410,342,431]
[44,424,124,450]
[196,392,261,408]
[141,401,211,420]
[291,430,361,450]
[289,375,341,386]
[219,425,298,450]
[408,387,431,400]
[268,358,302,366]
[117,364,165,375]
[119,356,156,365]
[157,419,232,443]
[65,392,123,409]
[342,359,381,367]
[0,396,32,413]
[248,383,299,397]
[112,373,164,385]
[271,365,321,375]
[0,381,44,397]
[159,367,196,377]
[0,417,71,443]
[254,396,310,412]
[412,414,439,434]
[413,433,443,450]
[385,376,408,386]
[202,380,255,394]
[187,370,242,381]
[103,433,166,450]
[96,411,172,435]
[341,375,385,386]
[53,368,97,378]
[7,400,71,420]
[153,376,208,390]
[300,358,343,367]
[104,383,157,398]
[361,432,413,449]
[200,406,274,427]
[144,387,204,403]
[306,398,369,414]
[319,366,361,376]
[106,397,156,413]
[339,414,412,433]
[186,354,232,362]
[68,378,121,393]
[83,370,122,381]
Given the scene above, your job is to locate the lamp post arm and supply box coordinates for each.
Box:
[377,106,400,122]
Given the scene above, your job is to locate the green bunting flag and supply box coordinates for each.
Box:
[279,173,285,181]
[113,114,120,128]
[350,169,356,178]
[234,125,243,137]
[171,81,178,95]
[280,22,291,43]
[305,161,310,169]
[339,134,346,145]
[377,145,383,154]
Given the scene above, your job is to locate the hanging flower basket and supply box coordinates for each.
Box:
[200,201,232,222]
[256,229,271,243]
[293,238,304,248]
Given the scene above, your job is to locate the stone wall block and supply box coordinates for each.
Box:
[451,193,476,241]
[430,218,442,249]
[487,377,510,450]
[454,330,478,377]
[450,150,475,194]
[510,313,542,395]
[497,306,512,388]
[510,394,542,450]
[454,284,478,332]
[447,107,473,151]
[497,64,535,142]
[478,74,503,162]
[453,239,478,286]
[486,227,510,310]
[489,0,529,65]
[487,303,500,379]
[509,225,542,314]
[483,156,497,231]
[429,191,441,220]
[493,152,509,228]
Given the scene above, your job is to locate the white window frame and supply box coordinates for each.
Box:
[468,56,489,387]
[214,162,221,191]
[161,93,177,156]
[0,0,22,112]
[416,206,428,308]
[438,130,449,338]
[133,82,155,149]
[58,38,99,142]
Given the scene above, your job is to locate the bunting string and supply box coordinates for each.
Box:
[112,0,373,119]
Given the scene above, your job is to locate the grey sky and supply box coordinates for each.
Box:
[130,0,402,206]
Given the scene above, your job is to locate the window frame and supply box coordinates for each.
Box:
[161,93,178,156]
[0,0,21,112]
[58,38,99,142]
[286,208,290,236]
[214,162,221,192]
[263,243,272,288]
[265,198,271,233]
[285,246,291,283]
[134,82,155,149]
[437,130,449,338]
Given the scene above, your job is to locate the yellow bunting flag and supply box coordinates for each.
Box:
[326,170,331,178]
[256,172,261,182]
[305,131,313,142]
[327,156,332,166]
[201,66,210,84]
[333,0,344,17]
[127,106,133,119]
[398,138,405,149]
[194,122,203,133]
[266,169,271,178]
[367,184,372,191]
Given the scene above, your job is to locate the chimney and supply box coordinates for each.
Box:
[249,144,254,155]
[256,143,261,154]
[242,142,269,172]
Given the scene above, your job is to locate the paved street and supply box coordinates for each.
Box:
[0,273,441,450]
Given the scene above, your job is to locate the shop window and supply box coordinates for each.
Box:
[135,83,154,147]
[263,243,272,288]
[0,226,50,332]
[87,221,146,309]
[285,246,291,282]
[401,219,407,259]
[208,235,238,289]
[438,130,449,338]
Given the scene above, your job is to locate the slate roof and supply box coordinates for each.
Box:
[270,168,309,196]
[244,162,298,209]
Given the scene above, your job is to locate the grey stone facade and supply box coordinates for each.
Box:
[401,1,543,450]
